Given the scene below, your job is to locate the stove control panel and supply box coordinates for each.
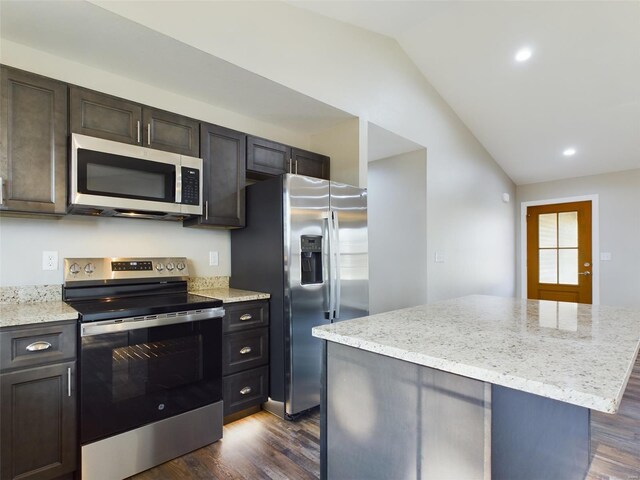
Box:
[64,257,190,284]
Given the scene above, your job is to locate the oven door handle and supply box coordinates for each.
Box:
[80,307,225,337]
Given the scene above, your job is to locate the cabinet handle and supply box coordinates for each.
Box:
[240,386,252,395]
[137,121,141,143]
[289,158,292,173]
[239,313,252,321]
[147,123,151,145]
[205,200,209,220]
[0,176,4,205]
[240,346,252,355]
[295,160,298,174]
[26,341,52,352]
[68,367,72,397]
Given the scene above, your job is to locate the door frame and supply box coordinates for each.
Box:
[520,194,600,304]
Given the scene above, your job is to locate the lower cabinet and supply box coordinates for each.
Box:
[222,300,269,417]
[0,321,77,480]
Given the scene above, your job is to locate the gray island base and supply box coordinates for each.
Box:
[322,342,589,480]
[313,295,640,480]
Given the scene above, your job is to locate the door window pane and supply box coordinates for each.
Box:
[539,249,557,283]
[539,214,557,248]
[559,212,578,248]
[559,249,579,285]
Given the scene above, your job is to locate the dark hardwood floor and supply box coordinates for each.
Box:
[131,354,640,480]
[129,409,320,480]
[588,352,640,480]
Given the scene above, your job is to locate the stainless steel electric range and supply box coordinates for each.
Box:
[63,257,224,480]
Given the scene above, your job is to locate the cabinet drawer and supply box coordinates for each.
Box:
[223,328,268,375]
[223,366,268,416]
[0,321,76,372]
[223,300,269,333]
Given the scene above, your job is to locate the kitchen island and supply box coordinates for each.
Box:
[312,295,640,480]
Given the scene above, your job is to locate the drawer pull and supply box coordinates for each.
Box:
[240,386,252,395]
[239,313,253,321]
[240,346,252,355]
[26,341,52,352]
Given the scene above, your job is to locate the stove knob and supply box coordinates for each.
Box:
[166,262,175,271]
[155,263,164,272]
[69,263,81,275]
[176,261,185,271]
[84,263,95,275]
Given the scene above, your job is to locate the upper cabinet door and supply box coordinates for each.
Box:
[70,86,142,145]
[246,135,291,178]
[0,66,68,215]
[184,123,246,229]
[142,107,199,157]
[291,148,330,180]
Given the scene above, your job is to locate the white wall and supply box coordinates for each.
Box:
[94,1,517,301]
[0,215,229,286]
[368,150,428,313]
[310,118,361,186]
[516,169,640,307]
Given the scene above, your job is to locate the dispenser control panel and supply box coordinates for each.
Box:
[301,235,323,285]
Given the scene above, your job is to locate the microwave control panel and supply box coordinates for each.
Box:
[181,167,200,206]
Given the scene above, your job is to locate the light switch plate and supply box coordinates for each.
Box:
[434,251,445,263]
[209,251,219,266]
[600,252,612,261]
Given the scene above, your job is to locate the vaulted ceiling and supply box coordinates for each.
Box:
[1,1,638,185]
[292,1,640,185]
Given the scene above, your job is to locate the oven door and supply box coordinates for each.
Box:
[79,315,222,445]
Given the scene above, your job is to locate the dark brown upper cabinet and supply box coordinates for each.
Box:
[142,107,199,157]
[246,135,291,178]
[246,135,330,181]
[70,86,199,156]
[0,66,68,215]
[70,86,141,145]
[184,123,246,229]
[291,148,330,180]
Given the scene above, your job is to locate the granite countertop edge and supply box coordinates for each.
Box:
[312,297,640,414]
[191,287,270,303]
[1,301,79,328]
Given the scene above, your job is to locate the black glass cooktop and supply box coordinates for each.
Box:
[68,293,223,323]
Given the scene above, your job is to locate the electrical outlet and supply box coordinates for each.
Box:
[209,251,219,266]
[42,251,58,270]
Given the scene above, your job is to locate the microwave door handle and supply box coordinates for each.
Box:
[175,165,182,204]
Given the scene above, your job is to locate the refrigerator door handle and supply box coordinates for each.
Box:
[332,210,342,320]
[325,213,334,320]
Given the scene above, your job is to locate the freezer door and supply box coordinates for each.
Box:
[330,182,369,321]
[284,174,331,415]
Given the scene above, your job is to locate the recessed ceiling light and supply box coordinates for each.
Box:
[515,47,532,62]
[563,148,576,157]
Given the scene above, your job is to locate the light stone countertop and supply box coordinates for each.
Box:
[1,301,79,328]
[312,295,640,414]
[191,287,270,304]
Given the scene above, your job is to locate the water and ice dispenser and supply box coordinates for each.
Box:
[300,235,323,285]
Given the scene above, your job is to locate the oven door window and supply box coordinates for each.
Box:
[77,148,176,203]
[80,319,222,445]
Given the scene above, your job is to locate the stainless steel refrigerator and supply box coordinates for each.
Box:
[231,174,368,418]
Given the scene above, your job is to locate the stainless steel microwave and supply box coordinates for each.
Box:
[69,133,202,220]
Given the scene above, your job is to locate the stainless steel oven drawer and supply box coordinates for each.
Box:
[222,327,269,375]
[0,321,76,372]
[223,366,269,416]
